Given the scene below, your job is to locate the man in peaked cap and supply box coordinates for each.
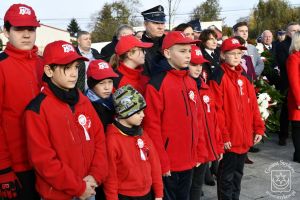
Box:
[141,5,166,77]
[0,3,41,200]
[188,19,202,40]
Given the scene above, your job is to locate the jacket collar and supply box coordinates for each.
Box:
[4,42,38,60]
[221,63,243,80]
[118,63,143,80]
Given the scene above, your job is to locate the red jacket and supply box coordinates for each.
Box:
[198,80,224,162]
[286,51,300,120]
[24,84,108,200]
[104,124,163,200]
[210,63,265,154]
[0,43,42,172]
[143,66,207,174]
[114,63,149,95]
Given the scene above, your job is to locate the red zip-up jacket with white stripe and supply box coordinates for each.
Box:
[198,80,224,162]
[0,43,42,173]
[210,63,265,154]
[24,84,108,200]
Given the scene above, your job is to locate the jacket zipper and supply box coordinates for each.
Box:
[66,115,75,142]
[202,101,218,159]
[182,77,194,155]
[181,91,189,116]
[164,138,169,150]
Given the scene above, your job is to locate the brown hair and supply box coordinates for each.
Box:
[233,22,248,32]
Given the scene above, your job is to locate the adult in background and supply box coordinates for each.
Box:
[76,31,102,92]
[141,5,166,76]
[188,19,202,40]
[198,29,221,82]
[275,22,300,146]
[100,24,134,62]
[0,4,41,199]
[286,31,300,163]
[256,30,274,54]
[233,22,264,77]
[173,23,195,40]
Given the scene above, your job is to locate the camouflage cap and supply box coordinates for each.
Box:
[113,85,146,119]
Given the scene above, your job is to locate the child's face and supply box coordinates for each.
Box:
[164,44,191,70]
[127,47,145,66]
[223,49,243,67]
[45,61,79,91]
[123,110,145,127]
[4,26,36,50]
[93,79,113,99]
[189,63,203,78]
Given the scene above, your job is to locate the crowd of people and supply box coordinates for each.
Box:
[0,3,299,200]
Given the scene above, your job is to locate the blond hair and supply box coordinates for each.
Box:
[289,31,300,54]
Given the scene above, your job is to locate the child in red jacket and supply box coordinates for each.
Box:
[110,35,153,95]
[0,4,42,199]
[143,31,207,200]
[24,41,108,200]
[104,85,163,200]
[189,45,224,200]
[210,38,265,200]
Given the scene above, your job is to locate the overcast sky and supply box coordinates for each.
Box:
[1,0,299,30]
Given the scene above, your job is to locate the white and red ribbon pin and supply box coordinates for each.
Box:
[237,79,244,95]
[78,114,91,141]
[203,95,211,112]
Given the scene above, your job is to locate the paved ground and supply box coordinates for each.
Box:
[202,136,300,200]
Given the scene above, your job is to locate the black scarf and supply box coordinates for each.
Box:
[113,120,142,137]
[43,75,79,111]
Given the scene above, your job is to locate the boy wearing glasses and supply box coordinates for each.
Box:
[210,38,265,200]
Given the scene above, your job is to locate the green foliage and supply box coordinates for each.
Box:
[67,18,81,37]
[190,0,221,21]
[91,0,140,42]
[249,0,300,39]
[222,25,232,37]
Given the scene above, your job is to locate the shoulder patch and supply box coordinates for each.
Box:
[26,93,47,114]
[113,70,124,89]
[148,71,167,91]
[0,52,8,62]
[210,67,224,85]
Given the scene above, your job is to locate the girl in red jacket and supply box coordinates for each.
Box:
[189,46,224,200]
[110,35,153,95]
[104,85,163,200]
[286,31,300,163]
[210,38,265,200]
[24,41,108,200]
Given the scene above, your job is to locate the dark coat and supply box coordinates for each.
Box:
[75,47,102,92]
[275,36,292,92]
[141,32,165,77]
[100,36,118,62]
[199,46,221,82]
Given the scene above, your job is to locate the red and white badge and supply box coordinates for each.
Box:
[237,79,244,95]
[78,114,91,141]
[136,138,149,161]
[188,90,196,104]
[203,95,211,113]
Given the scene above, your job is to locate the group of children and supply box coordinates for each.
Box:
[0,3,265,200]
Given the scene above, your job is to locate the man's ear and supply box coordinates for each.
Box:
[44,65,54,78]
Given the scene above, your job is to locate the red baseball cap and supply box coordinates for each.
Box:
[43,40,88,65]
[115,35,153,55]
[221,37,247,52]
[190,46,209,65]
[4,4,40,27]
[162,31,199,50]
[87,59,119,80]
